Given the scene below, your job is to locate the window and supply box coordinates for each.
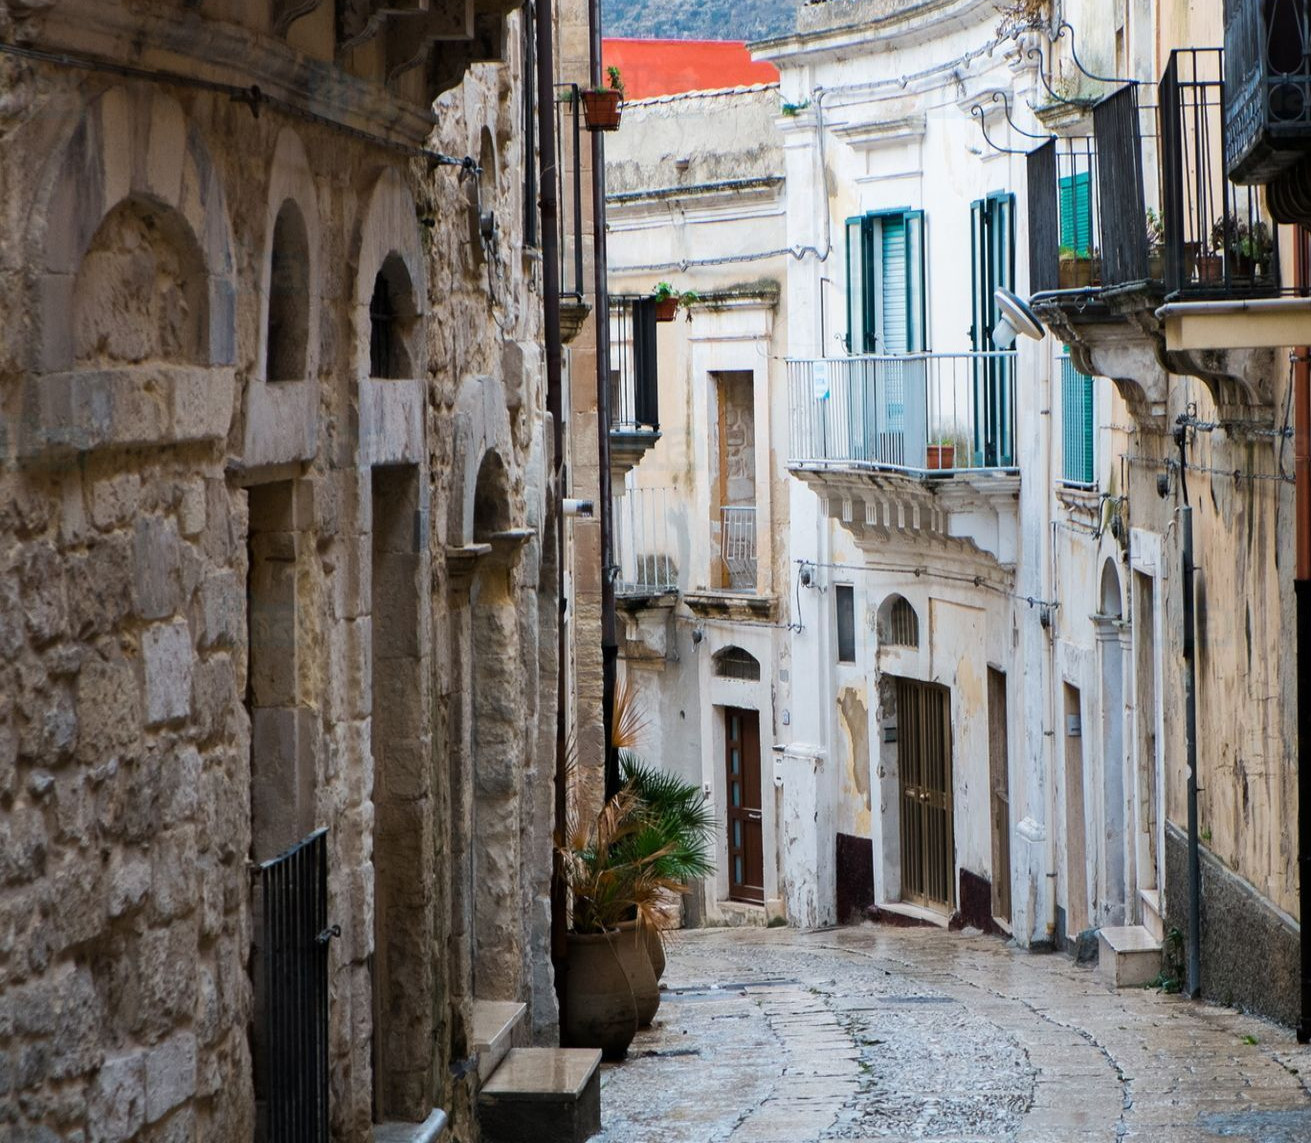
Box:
[369,254,416,379]
[1061,355,1096,486]
[714,646,761,681]
[846,210,925,354]
[835,584,856,663]
[971,193,1016,468]
[1059,172,1093,258]
[879,595,920,648]
[266,200,309,382]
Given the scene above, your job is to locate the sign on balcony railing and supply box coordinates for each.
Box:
[787,352,1017,474]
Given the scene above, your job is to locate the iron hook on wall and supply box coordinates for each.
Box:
[970,102,1028,156]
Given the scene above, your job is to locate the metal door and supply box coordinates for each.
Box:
[725,707,764,903]
[258,828,334,1142]
[897,680,955,910]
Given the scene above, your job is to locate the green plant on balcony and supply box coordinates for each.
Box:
[926,426,973,471]
[1210,214,1273,280]
[582,66,624,132]
[652,282,699,321]
[1058,244,1101,289]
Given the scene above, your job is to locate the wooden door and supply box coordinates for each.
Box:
[897,679,955,910]
[725,707,763,903]
[988,668,1012,924]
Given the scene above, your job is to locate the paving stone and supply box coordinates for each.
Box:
[594,925,1311,1142]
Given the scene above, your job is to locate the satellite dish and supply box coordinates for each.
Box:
[992,287,1045,348]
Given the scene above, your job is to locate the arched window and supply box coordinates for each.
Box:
[714,646,761,681]
[879,594,920,648]
[266,200,309,381]
[369,253,417,379]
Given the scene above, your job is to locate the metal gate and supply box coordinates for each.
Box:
[897,679,955,910]
[259,828,334,1142]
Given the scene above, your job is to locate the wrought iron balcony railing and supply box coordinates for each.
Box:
[555,85,585,299]
[1028,135,1102,294]
[1225,0,1311,183]
[613,485,678,595]
[719,505,757,592]
[787,352,1018,474]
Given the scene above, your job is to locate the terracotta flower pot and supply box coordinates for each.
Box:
[926,444,954,471]
[643,922,666,981]
[561,931,638,1060]
[615,921,660,1027]
[582,89,622,131]
[654,296,678,322]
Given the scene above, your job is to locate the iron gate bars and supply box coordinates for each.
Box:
[259,827,334,1143]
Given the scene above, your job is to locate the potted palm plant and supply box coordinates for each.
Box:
[582,65,624,132]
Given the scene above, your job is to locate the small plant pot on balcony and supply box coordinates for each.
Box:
[926,444,955,471]
[1196,253,1223,282]
[582,89,623,131]
[1058,256,1100,289]
[654,296,678,322]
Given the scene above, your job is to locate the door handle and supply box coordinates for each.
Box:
[746,810,762,822]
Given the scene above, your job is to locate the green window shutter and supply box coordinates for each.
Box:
[1061,356,1096,484]
[905,210,925,353]
[1059,173,1092,257]
[879,213,908,354]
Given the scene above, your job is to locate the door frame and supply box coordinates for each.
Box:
[724,705,764,904]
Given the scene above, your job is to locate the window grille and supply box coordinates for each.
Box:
[714,646,761,681]
[884,596,920,647]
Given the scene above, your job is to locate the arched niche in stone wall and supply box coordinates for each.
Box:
[23,85,237,459]
[449,371,514,548]
[1100,558,1123,620]
[352,166,428,467]
[243,127,323,470]
[473,449,513,542]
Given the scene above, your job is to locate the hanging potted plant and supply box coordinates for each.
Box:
[653,282,679,322]
[582,65,624,132]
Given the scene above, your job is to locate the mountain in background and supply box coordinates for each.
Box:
[603,0,799,44]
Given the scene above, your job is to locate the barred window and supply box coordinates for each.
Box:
[714,646,761,681]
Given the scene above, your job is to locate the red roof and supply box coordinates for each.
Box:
[602,39,779,100]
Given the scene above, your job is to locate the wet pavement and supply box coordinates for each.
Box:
[594,924,1311,1142]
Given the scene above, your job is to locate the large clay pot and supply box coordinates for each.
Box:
[562,931,638,1060]
[615,922,660,1027]
[643,922,666,981]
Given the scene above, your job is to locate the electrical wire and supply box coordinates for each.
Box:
[793,557,1058,610]
[0,39,478,173]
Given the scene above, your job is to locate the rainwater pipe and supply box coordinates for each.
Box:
[1295,232,1311,1044]
[535,0,570,1001]
[589,0,619,802]
[1175,424,1201,1000]
[1042,348,1060,947]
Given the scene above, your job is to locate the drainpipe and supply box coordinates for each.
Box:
[1295,231,1311,1043]
[535,0,570,1001]
[1176,422,1200,999]
[589,0,619,802]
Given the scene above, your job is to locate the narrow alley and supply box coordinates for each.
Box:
[597,925,1311,1143]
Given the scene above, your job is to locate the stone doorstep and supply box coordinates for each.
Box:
[1097,924,1163,989]
[471,1000,528,1083]
[479,1048,602,1143]
[1140,888,1165,942]
[373,1108,448,1143]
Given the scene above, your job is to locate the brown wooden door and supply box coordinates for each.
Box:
[725,707,763,903]
[897,679,955,910]
[988,668,1012,924]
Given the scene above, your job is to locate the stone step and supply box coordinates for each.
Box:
[471,1000,528,1083]
[374,1108,448,1143]
[479,1048,602,1143]
[1139,888,1165,942]
[1097,924,1162,988]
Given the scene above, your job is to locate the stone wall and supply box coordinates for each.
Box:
[0,1,558,1137]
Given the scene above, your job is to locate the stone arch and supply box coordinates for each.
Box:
[368,253,419,379]
[258,128,322,384]
[352,167,427,384]
[877,593,920,647]
[265,200,311,381]
[450,371,515,546]
[713,645,761,681]
[35,85,236,374]
[1100,558,1123,618]
[473,450,512,540]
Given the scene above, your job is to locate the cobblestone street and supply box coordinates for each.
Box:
[596,925,1311,1143]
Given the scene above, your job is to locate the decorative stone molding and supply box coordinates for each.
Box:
[683,591,778,623]
[609,427,661,485]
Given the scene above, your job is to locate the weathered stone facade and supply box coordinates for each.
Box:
[0,0,558,1137]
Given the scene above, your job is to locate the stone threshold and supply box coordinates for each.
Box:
[374,1108,448,1143]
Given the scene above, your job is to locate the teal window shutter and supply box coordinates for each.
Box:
[846,217,864,353]
[1061,356,1096,485]
[1059,172,1092,257]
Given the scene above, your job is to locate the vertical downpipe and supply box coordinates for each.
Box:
[1294,228,1311,1043]
[589,0,619,802]
[1181,493,1200,999]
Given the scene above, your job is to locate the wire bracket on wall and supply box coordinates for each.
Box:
[970,102,1028,155]
[988,90,1051,142]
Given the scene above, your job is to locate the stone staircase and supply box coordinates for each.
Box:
[474,1000,602,1143]
[1096,891,1164,988]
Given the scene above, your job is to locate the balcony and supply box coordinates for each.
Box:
[786,352,1019,565]
[719,505,757,592]
[1032,49,1283,427]
[613,485,678,598]
[608,295,661,479]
